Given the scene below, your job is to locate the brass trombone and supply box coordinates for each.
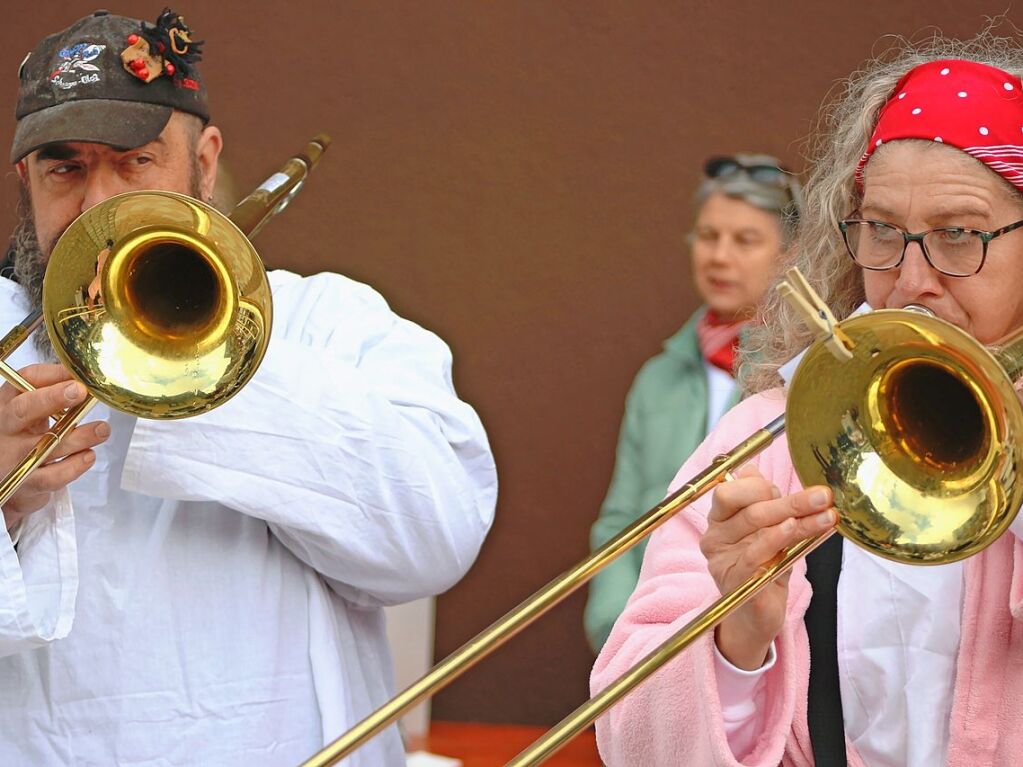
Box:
[304,274,1023,766]
[0,134,330,505]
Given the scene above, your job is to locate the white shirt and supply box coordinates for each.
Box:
[704,361,737,431]
[0,270,497,767]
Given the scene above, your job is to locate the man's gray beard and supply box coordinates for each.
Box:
[9,169,205,359]
[11,187,53,358]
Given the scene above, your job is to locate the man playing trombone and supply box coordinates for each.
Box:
[0,9,496,766]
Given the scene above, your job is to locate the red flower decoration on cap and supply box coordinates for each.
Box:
[119,8,203,89]
[856,59,1023,190]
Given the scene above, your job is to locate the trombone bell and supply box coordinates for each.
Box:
[42,191,272,419]
[787,310,1023,564]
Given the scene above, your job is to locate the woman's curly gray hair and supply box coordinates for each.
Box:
[740,28,1023,395]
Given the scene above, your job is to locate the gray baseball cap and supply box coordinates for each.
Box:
[11,9,209,163]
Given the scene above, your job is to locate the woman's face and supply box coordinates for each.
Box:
[861,141,1023,344]
[690,193,783,320]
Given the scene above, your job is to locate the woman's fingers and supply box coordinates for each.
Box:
[707,465,778,524]
[708,460,834,541]
[740,508,838,567]
[703,462,839,578]
[717,485,835,544]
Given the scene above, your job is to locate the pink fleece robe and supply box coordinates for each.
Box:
[591,389,1023,766]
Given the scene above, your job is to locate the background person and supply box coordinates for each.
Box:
[584,154,801,651]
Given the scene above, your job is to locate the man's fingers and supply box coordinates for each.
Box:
[43,421,110,462]
[4,492,48,519]
[15,450,96,498]
[0,381,87,435]
[0,364,75,402]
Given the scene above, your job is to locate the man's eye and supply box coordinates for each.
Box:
[50,163,80,175]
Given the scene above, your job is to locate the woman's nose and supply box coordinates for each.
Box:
[893,241,944,297]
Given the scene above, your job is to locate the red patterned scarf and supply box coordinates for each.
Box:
[856,59,1023,191]
[695,310,748,377]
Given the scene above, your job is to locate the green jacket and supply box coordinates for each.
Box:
[584,308,740,652]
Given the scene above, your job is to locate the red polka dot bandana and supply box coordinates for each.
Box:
[856,59,1023,190]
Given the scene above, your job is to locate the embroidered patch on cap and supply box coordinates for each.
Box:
[50,43,106,90]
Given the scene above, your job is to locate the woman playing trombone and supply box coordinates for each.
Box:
[593,33,1023,767]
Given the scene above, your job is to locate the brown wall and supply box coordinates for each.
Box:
[1,1,1019,727]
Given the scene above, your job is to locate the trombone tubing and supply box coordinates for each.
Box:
[506,529,834,766]
[300,415,787,767]
[0,310,43,393]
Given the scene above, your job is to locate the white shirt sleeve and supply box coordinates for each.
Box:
[0,489,78,657]
[120,270,498,607]
[713,639,776,760]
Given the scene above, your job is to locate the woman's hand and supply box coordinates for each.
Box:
[0,364,110,533]
[699,464,837,670]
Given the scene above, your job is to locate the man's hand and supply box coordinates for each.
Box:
[0,364,110,532]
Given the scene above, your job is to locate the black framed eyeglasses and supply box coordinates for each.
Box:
[838,217,1023,277]
[704,156,794,188]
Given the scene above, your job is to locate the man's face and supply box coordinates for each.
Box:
[20,111,221,260]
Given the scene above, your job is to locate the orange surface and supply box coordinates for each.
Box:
[409,721,602,766]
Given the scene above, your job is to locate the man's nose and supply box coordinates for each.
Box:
[79,169,129,214]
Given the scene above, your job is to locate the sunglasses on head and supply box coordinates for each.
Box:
[703,156,793,187]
